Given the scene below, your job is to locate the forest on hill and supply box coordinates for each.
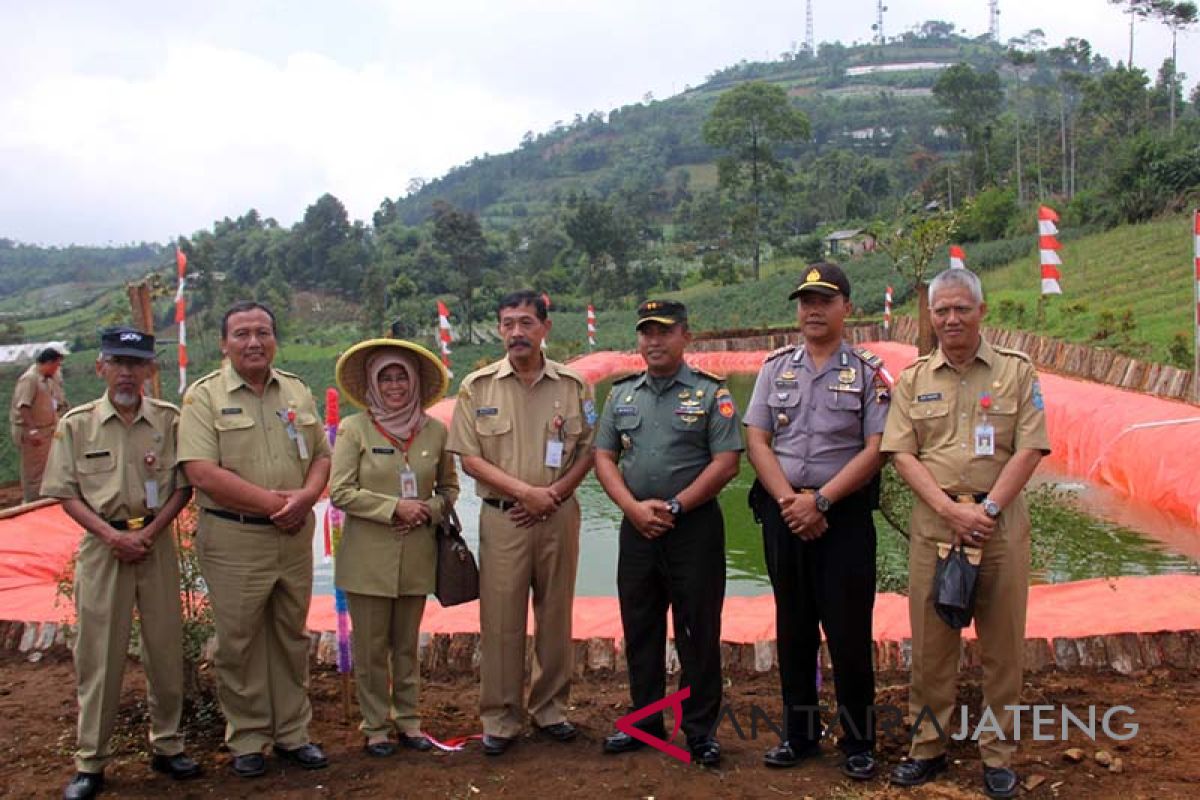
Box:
[3,11,1199,357]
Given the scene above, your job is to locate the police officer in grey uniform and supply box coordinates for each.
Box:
[594,300,743,767]
[744,264,890,779]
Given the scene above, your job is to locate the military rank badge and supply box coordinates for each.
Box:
[716,388,736,418]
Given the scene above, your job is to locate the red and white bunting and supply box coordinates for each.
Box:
[540,292,551,350]
[1038,205,1062,295]
[949,245,967,270]
[1193,209,1199,399]
[436,300,454,377]
[587,305,597,347]
[174,246,188,394]
[883,286,893,336]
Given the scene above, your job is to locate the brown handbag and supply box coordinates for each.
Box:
[435,505,479,606]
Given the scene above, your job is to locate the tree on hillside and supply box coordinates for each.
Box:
[703,81,810,280]
[872,207,959,355]
[1109,0,1158,65]
[563,195,634,304]
[431,201,488,343]
[1151,0,1199,132]
[932,64,1005,190]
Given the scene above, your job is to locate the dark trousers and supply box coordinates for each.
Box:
[760,492,877,754]
[616,500,725,744]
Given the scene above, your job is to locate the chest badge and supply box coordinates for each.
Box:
[838,367,856,385]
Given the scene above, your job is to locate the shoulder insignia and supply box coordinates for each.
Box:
[763,344,796,364]
[556,364,588,387]
[901,353,932,373]
[714,387,731,399]
[613,371,644,386]
[191,370,221,387]
[994,346,1033,363]
[145,397,181,414]
[852,346,884,369]
[62,401,97,419]
[692,366,726,383]
[274,368,307,383]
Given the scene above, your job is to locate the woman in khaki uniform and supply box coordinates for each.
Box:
[330,339,458,757]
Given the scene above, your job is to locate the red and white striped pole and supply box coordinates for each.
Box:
[436,300,453,377]
[949,245,966,270]
[883,286,893,338]
[174,246,188,395]
[587,305,596,348]
[1039,205,1063,295]
[1193,209,1199,401]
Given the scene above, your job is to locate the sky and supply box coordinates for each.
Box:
[1,0,1195,247]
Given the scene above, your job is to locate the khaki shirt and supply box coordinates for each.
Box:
[330,414,459,597]
[594,363,744,501]
[176,361,330,510]
[880,339,1050,493]
[41,394,187,521]
[446,357,595,499]
[9,364,58,430]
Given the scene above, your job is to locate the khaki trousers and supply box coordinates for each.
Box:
[347,592,427,738]
[907,497,1031,768]
[73,531,184,773]
[14,426,50,502]
[478,497,579,738]
[196,511,314,755]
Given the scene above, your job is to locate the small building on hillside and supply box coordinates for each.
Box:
[823,229,876,258]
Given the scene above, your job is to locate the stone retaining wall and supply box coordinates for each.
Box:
[6,620,1196,677]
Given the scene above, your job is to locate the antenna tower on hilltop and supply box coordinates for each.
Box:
[805,0,814,53]
[873,1,888,45]
[989,0,1001,42]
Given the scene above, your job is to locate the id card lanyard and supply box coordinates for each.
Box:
[372,418,420,498]
[974,393,995,456]
[545,412,566,468]
[279,407,310,460]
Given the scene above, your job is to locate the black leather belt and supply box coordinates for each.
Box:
[110,514,155,531]
[483,498,519,511]
[205,508,274,525]
[945,491,988,504]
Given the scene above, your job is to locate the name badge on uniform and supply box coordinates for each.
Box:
[614,405,638,417]
[372,446,395,455]
[545,439,564,468]
[476,407,499,416]
[399,466,419,499]
[974,423,995,456]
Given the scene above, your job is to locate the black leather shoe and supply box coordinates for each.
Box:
[398,733,433,751]
[536,721,578,742]
[272,743,328,770]
[364,740,396,757]
[63,772,104,800]
[230,753,266,778]
[689,737,721,767]
[602,730,654,754]
[983,766,1019,799]
[150,753,201,780]
[841,751,878,781]
[481,734,513,756]
[889,755,948,787]
[763,741,819,768]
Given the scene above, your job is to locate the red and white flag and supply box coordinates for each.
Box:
[1039,205,1063,295]
[949,245,966,270]
[174,246,188,394]
[541,292,551,350]
[1193,209,1199,378]
[436,300,453,376]
[587,305,597,347]
[883,286,893,336]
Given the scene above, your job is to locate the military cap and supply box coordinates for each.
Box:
[100,326,156,359]
[635,299,688,330]
[788,262,851,300]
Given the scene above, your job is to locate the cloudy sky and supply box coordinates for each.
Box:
[2,0,1194,246]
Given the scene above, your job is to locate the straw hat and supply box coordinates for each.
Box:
[335,338,449,410]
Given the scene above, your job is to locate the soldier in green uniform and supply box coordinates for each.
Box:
[882,269,1050,799]
[594,300,743,767]
[42,328,197,800]
[177,302,332,778]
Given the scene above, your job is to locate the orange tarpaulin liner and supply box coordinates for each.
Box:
[4,343,1199,642]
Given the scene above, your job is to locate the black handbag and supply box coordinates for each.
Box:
[933,543,981,630]
[435,505,479,606]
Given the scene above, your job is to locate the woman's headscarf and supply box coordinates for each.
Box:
[365,349,426,443]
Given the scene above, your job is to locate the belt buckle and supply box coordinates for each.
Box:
[126,516,146,530]
[798,488,816,495]
[954,494,975,504]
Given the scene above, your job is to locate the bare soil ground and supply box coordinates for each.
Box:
[0,651,1196,799]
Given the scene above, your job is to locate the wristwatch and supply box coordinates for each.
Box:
[666,497,683,517]
[813,492,831,514]
[982,497,1002,519]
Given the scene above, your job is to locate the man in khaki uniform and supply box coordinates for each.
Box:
[178,301,331,777]
[881,269,1049,800]
[10,347,67,501]
[42,328,197,800]
[447,290,596,756]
